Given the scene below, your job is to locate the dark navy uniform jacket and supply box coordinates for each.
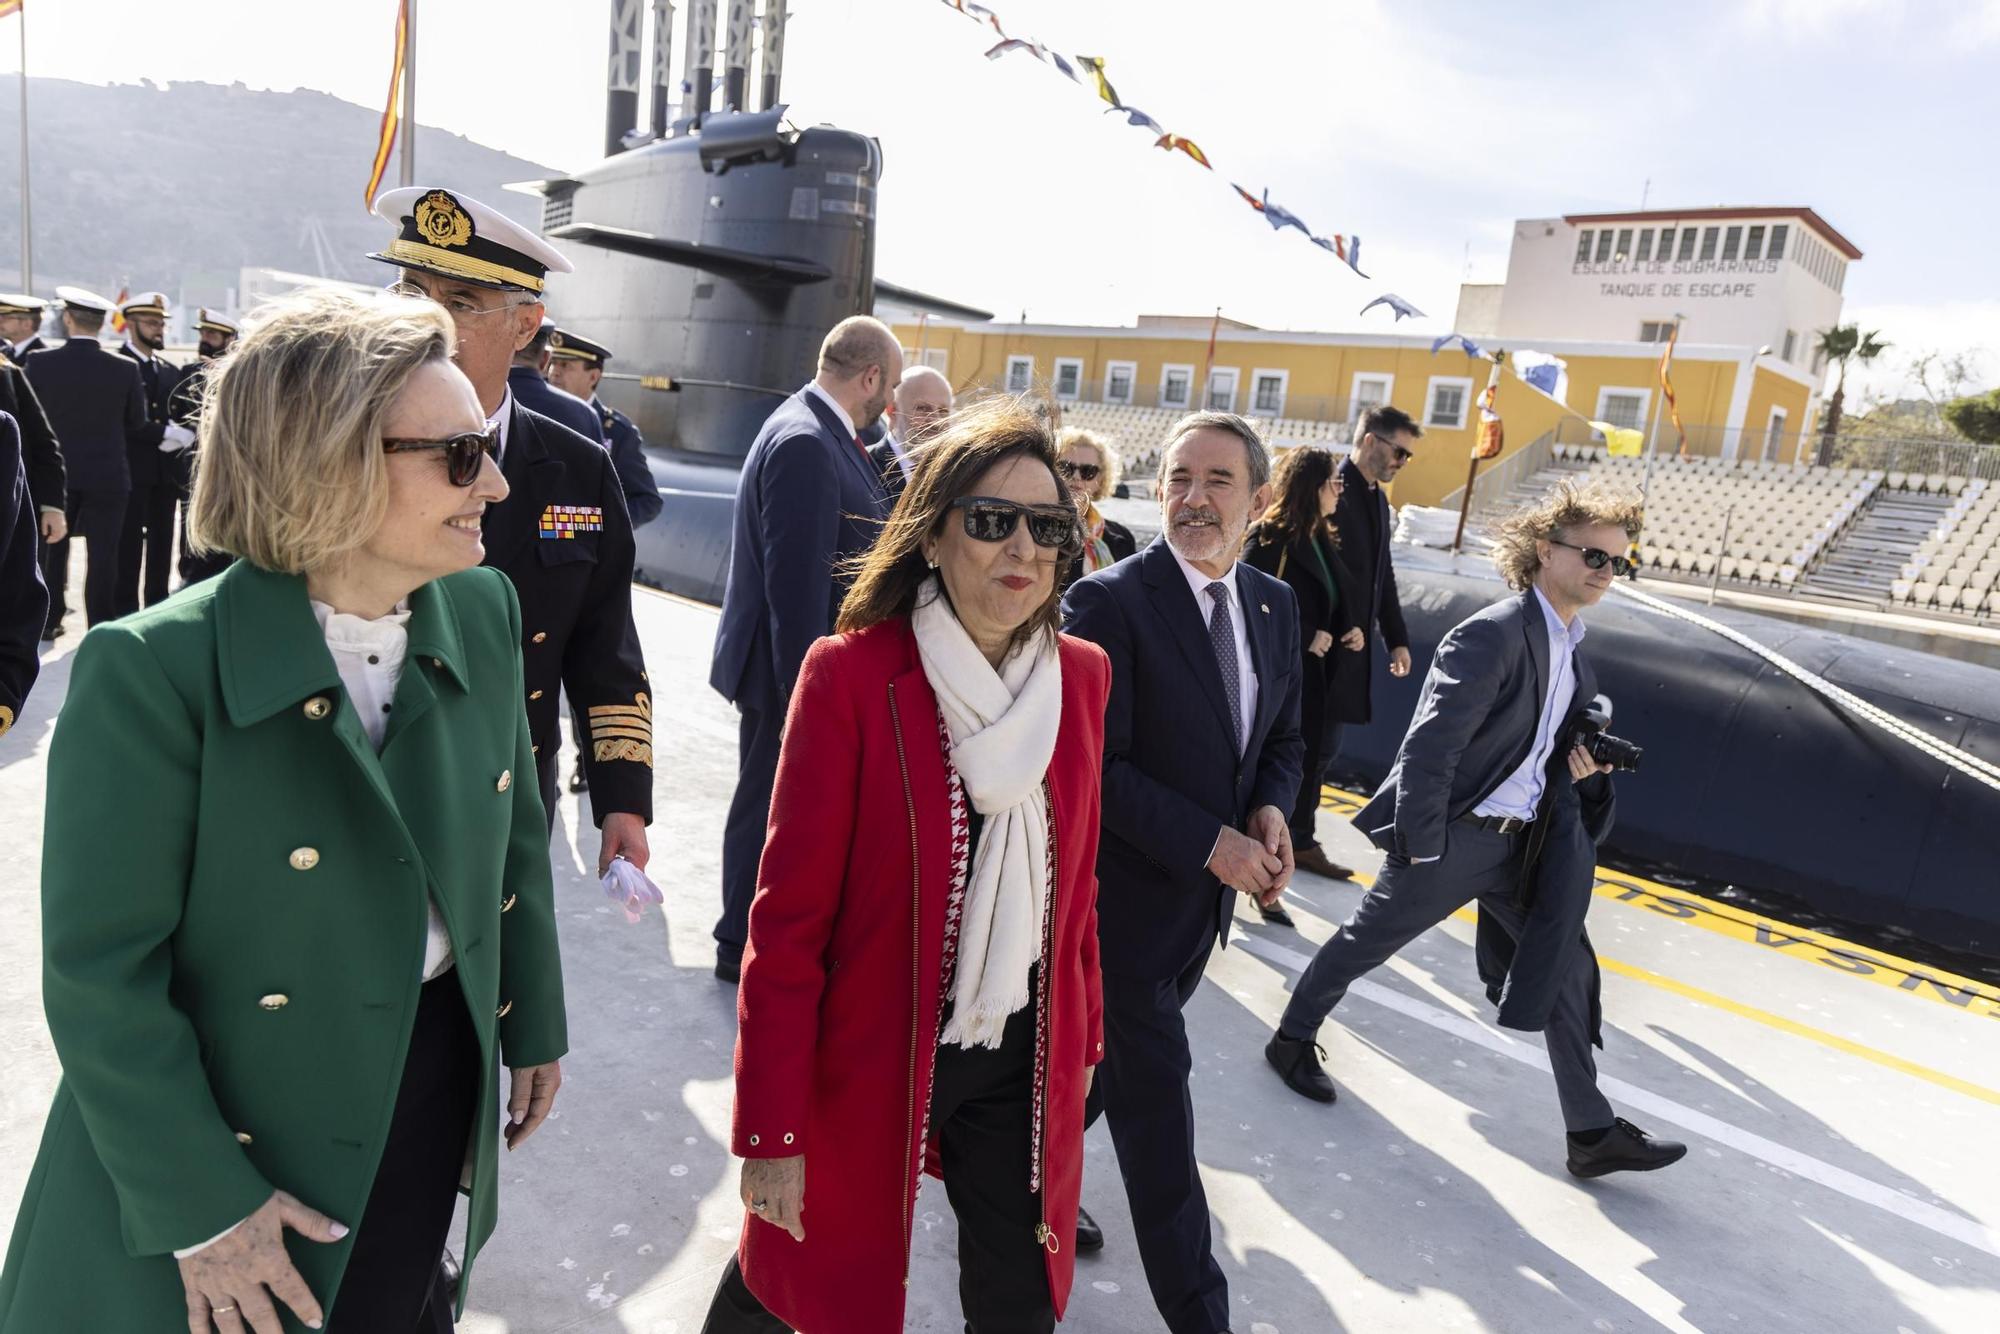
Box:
[592,396,661,528]
[0,358,63,515]
[709,384,889,714]
[508,365,605,446]
[0,411,47,740]
[483,399,652,824]
[24,341,146,495]
[116,345,180,490]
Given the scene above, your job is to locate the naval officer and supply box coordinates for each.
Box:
[113,291,183,615]
[165,310,241,586]
[368,186,652,874]
[0,292,49,361]
[545,328,663,528]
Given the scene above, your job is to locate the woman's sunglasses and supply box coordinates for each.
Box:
[1056,459,1101,482]
[382,427,500,487]
[950,496,1083,554]
[1548,538,1636,576]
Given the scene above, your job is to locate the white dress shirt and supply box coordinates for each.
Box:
[804,380,857,443]
[1169,545,1258,754]
[1473,587,1584,822]
[488,384,516,466]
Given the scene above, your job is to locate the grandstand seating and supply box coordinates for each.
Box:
[1891,478,1998,615]
[1057,400,1355,476]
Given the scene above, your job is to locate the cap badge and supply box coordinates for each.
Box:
[415,190,475,249]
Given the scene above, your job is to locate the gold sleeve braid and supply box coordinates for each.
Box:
[587,691,652,766]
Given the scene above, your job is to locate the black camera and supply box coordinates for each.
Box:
[1570,702,1642,773]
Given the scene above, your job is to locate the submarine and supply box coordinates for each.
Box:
[527,3,2000,973]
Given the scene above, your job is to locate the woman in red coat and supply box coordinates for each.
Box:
[704,396,1110,1333]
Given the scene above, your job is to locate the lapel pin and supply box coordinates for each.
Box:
[1260,603,1270,614]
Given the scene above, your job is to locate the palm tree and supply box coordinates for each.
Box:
[1813,325,1890,466]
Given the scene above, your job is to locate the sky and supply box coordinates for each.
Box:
[9,0,1997,403]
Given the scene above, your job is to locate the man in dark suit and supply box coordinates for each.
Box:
[546,328,663,528]
[112,291,182,614]
[0,335,66,633]
[709,316,901,981]
[510,318,609,445]
[1063,411,1303,1334]
[369,185,653,883]
[25,288,146,628]
[0,411,47,742]
[1265,478,1688,1179]
[867,364,953,502]
[1307,407,1419,877]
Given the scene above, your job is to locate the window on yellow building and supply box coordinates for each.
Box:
[1424,377,1472,430]
[1053,358,1084,401]
[1005,355,1034,394]
[1595,388,1649,432]
[1206,368,1239,413]
[1160,364,1194,409]
[1350,374,1393,425]
[1251,370,1288,416]
[1105,361,1136,405]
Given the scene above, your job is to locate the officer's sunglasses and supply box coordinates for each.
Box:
[383,427,500,486]
[1548,538,1636,576]
[950,496,1083,554]
[1056,459,1101,482]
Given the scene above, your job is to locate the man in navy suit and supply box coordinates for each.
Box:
[709,316,901,981]
[1265,478,1687,1179]
[1063,411,1303,1334]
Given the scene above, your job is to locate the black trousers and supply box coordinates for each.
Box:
[326,973,481,1334]
[1095,944,1230,1334]
[702,999,1054,1334]
[36,533,65,634]
[63,489,127,627]
[716,700,783,951]
[1290,717,1346,851]
[114,478,176,614]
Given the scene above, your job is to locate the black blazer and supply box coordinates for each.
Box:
[0,412,45,738]
[1062,537,1305,979]
[1239,519,1372,724]
[1061,514,1136,589]
[1328,457,1409,724]
[481,402,652,822]
[867,435,908,504]
[0,359,62,514]
[115,345,178,488]
[1352,590,1615,1032]
[24,341,146,495]
[710,385,889,714]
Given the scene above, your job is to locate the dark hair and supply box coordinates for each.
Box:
[1257,445,1341,549]
[1359,403,1422,443]
[838,394,1069,655]
[1156,410,1271,491]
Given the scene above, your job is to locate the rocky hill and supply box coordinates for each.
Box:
[0,76,557,296]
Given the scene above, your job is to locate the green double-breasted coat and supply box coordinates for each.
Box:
[0,561,568,1331]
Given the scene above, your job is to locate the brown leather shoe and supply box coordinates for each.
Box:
[1295,844,1354,880]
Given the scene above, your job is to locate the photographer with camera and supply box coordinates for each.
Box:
[1262,478,1687,1180]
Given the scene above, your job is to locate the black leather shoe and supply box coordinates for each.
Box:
[1075,1205,1104,1253]
[40,623,63,642]
[715,941,743,984]
[1257,898,1296,928]
[1294,844,1354,880]
[1265,1033,1336,1103]
[1566,1117,1688,1178]
[439,1247,462,1300]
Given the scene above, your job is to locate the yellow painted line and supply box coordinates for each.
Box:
[1403,903,2000,1106]
[1320,786,2000,1019]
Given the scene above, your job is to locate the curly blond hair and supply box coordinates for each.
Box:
[1057,426,1121,501]
[1491,476,1646,591]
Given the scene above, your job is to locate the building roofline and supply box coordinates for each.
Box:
[1558,207,1862,261]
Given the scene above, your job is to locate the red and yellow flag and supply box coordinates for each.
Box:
[108,285,129,334]
[1155,134,1212,170]
[1657,322,1687,457]
[1473,367,1504,460]
[0,3,24,20]
[363,0,410,209]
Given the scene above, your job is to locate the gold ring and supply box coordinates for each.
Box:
[213,1306,237,1316]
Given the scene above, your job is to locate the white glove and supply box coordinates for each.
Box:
[160,422,197,453]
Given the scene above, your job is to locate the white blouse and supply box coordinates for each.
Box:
[311,598,455,983]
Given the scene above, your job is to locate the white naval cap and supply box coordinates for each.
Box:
[368,186,574,294]
[0,293,46,316]
[54,286,115,315]
[119,290,171,319]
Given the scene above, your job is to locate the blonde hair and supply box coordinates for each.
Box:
[1491,476,1646,591]
[1057,425,1121,501]
[189,286,455,574]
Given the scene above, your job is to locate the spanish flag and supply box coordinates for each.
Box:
[0,3,22,20]
[1658,321,1688,457]
[363,0,410,209]
[108,285,129,335]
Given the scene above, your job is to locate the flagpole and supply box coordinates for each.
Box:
[1450,349,1505,555]
[1199,306,1220,406]
[1634,312,1684,554]
[17,3,31,291]
[399,0,417,187]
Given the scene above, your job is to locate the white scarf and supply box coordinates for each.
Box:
[912,578,1063,1049]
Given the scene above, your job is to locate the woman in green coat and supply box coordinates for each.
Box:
[0,286,568,1334]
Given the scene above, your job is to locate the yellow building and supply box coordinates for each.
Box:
[877,205,1845,510]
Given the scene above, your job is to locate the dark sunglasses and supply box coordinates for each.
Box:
[1364,432,1415,463]
[382,428,500,486]
[1549,538,1635,576]
[950,496,1083,554]
[1056,459,1102,482]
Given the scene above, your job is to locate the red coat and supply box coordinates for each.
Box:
[732,617,1109,1333]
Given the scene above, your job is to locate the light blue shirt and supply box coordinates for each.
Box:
[1472,587,1585,822]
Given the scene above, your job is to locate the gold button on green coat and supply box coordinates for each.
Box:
[496,770,512,793]
[0,563,568,1332]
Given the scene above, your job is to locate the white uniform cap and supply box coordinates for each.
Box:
[54,286,115,314]
[0,293,46,315]
[119,291,171,319]
[368,186,574,294]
